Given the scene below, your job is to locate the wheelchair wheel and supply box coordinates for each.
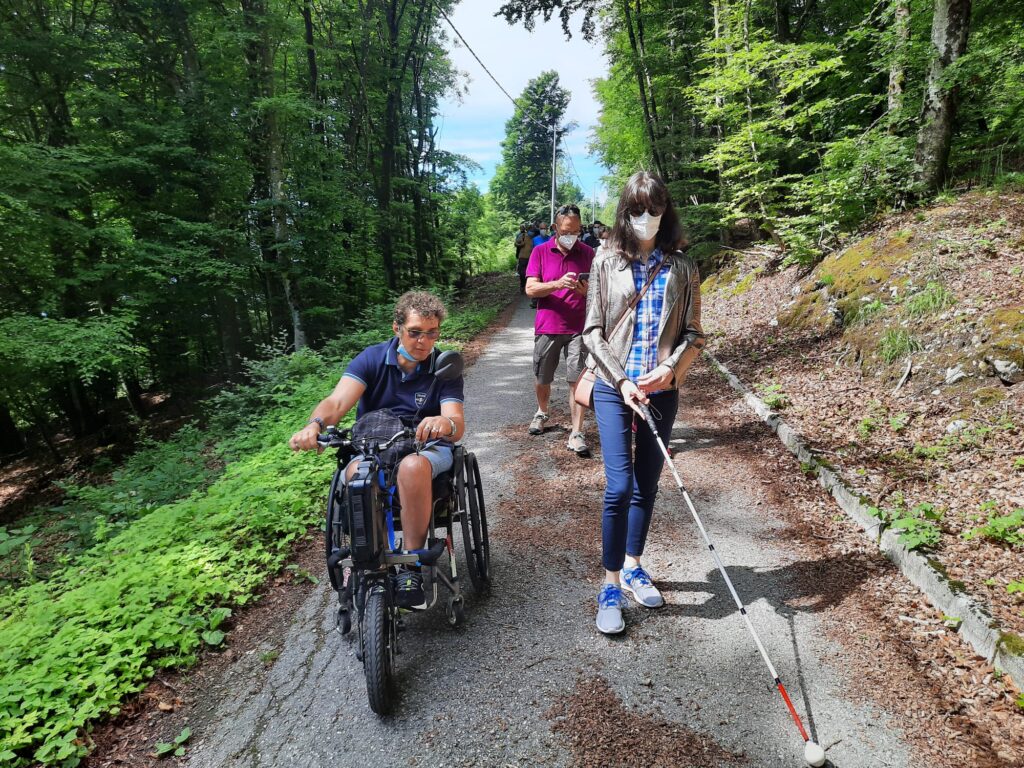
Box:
[445,595,465,627]
[460,452,491,595]
[362,587,394,715]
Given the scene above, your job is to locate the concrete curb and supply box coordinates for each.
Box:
[703,351,1024,686]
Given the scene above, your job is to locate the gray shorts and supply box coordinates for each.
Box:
[343,441,454,483]
[533,333,586,385]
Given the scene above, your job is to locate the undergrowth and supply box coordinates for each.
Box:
[0,285,506,767]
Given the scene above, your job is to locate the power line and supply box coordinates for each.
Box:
[434,3,550,135]
[435,2,573,223]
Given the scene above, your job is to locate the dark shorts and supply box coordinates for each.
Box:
[533,333,586,385]
[342,441,454,484]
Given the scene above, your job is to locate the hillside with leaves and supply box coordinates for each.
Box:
[701,188,1024,638]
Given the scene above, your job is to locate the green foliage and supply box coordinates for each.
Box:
[551,0,1023,262]
[0,0,481,449]
[756,382,790,410]
[912,442,949,461]
[155,727,191,759]
[878,329,921,363]
[850,298,885,326]
[963,509,1024,546]
[889,413,910,433]
[856,417,877,440]
[869,501,943,550]
[905,282,956,317]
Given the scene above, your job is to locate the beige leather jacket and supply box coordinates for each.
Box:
[582,246,705,390]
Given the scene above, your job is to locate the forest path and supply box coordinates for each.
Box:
[181,296,916,768]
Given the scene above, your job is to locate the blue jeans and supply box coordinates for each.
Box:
[593,379,679,572]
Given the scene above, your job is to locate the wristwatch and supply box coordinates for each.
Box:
[305,416,325,433]
[444,416,457,436]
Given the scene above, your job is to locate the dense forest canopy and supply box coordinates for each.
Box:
[500,0,1024,254]
[3,0,1024,455]
[0,0,489,453]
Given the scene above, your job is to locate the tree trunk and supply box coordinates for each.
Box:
[621,0,667,180]
[774,0,791,42]
[914,0,972,192]
[302,0,326,142]
[887,0,910,127]
[0,403,25,457]
[242,0,307,349]
[712,0,728,241]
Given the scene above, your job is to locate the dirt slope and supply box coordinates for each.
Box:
[700,188,1024,655]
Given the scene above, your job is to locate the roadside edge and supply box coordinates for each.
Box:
[703,351,1024,687]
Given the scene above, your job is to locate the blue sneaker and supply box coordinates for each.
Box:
[622,565,664,608]
[596,583,626,634]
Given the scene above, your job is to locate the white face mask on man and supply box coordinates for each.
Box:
[630,211,662,241]
[557,233,579,251]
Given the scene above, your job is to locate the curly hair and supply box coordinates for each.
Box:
[393,291,447,326]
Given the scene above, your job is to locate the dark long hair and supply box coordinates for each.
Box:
[605,171,687,263]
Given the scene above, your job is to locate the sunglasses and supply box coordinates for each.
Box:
[404,327,440,341]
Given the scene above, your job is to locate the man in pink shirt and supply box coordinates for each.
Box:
[525,203,595,456]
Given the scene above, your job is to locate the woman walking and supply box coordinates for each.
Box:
[582,171,705,634]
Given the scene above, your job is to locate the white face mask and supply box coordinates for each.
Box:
[630,211,662,240]
[557,233,578,251]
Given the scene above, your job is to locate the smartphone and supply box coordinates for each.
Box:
[577,272,590,282]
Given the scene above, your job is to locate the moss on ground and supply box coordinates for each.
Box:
[972,386,1007,407]
[998,631,1024,657]
[701,265,739,295]
[978,304,1024,368]
[779,291,831,331]
[731,269,761,296]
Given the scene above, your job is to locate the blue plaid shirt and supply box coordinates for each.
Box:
[624,249,670,386]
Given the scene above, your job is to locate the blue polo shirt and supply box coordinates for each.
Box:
[342,338,464,420]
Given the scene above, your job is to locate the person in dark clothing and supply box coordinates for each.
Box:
[515,223,534,294]
[582,220,604,250]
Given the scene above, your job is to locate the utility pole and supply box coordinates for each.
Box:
[592,184,598,224]
[550,124,557,226]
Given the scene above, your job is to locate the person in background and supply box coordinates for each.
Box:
[525,204,595,457]
[515,223,534,294]
[529,224,550,308]
[582,220,604,250]
[581,171,704,634]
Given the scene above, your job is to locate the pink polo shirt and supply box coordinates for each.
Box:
[525,239,595,335]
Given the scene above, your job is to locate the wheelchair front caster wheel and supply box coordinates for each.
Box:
[446,596,465,627]
[336,608,352,635]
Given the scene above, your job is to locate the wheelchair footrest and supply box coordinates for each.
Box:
[381,539,446,567]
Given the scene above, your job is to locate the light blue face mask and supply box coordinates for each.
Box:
[397,344,418,362]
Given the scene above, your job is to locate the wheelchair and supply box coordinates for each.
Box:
[318,423,491,715]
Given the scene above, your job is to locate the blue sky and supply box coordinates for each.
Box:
[435,2,610,212]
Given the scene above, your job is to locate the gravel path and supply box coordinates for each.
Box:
[182,297,917,768]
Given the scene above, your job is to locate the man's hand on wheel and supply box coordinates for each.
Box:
[289,424,323,452]
[416,415,453,443]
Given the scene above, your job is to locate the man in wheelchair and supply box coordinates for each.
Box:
[289,291,465,609]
